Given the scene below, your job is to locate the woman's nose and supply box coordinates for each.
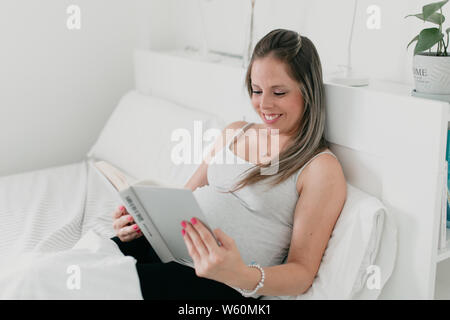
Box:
[260,93,274,109]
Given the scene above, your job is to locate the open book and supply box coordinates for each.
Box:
[93,160,218,265]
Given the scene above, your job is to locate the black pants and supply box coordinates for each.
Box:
[110,236,255,300]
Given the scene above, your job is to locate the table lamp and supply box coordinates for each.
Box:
[330,0,369,87]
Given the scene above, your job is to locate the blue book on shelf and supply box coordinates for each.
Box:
[447,130,450,228]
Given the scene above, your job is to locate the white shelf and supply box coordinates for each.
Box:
[154,48,245,69]
[435,279,450,299]
[437,228,450,262]
[323,77,414,97]
[329,78,450,122]
[435,258,450,299]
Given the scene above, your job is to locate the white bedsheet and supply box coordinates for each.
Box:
[0,229,143,299]
[0,159,143,299]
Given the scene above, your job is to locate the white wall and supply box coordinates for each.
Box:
[153,0,450,85]
[0,0,168,177]
[2,0,448,176]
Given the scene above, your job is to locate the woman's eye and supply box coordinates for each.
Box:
[252,90,285,96]
[252,91,285,96]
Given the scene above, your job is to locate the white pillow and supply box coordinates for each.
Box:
[262,183,397,300]
[87,90,226,187]
[88,94,398,299]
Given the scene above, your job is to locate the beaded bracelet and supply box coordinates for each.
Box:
[235,263,265,297]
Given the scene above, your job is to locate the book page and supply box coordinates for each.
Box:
[133,179,181,188]
[94,161,130,192]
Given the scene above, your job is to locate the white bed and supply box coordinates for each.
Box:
[0,49,447,300]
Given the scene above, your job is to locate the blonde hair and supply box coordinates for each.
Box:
[228,28,328,193]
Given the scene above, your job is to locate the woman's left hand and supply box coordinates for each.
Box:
[181,217,246,286]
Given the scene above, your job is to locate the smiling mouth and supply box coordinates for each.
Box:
[263,113,282,121]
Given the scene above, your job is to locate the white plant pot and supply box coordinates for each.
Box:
[413,53,450,95]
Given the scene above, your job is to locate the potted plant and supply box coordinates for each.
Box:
[406,0,450,95]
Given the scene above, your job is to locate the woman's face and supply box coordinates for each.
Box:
[250,55,304,137]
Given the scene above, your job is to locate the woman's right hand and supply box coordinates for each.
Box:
[112,205,143,242]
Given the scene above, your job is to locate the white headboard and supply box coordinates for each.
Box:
[133,49,449,299]
[134,50,260,125]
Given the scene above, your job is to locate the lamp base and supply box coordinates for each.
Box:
[329,75,370,87]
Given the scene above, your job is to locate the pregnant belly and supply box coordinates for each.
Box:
[192,185,291,267]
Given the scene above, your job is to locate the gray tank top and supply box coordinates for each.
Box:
[190,122,337,271]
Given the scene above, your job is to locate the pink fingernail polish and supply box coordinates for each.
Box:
[181,221,187,229]
[181,229,186,236]
[136,229,141,234]
[191,217,197,225]
[133,225,138,230]
[119,205,125,211]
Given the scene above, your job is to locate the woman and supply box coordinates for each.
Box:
[111,29,346,300]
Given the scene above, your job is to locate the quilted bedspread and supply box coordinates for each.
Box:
[0,159,143,299]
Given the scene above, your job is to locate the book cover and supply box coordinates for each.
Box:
[92,160,219,265]
[93,161,175,263]
[440,161,448,250]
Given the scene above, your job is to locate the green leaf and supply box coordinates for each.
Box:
[414,28,444,54]
[423,0,449,21]
[407,34,419,50]
[447,27,450,47]
[405,12,445,24]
